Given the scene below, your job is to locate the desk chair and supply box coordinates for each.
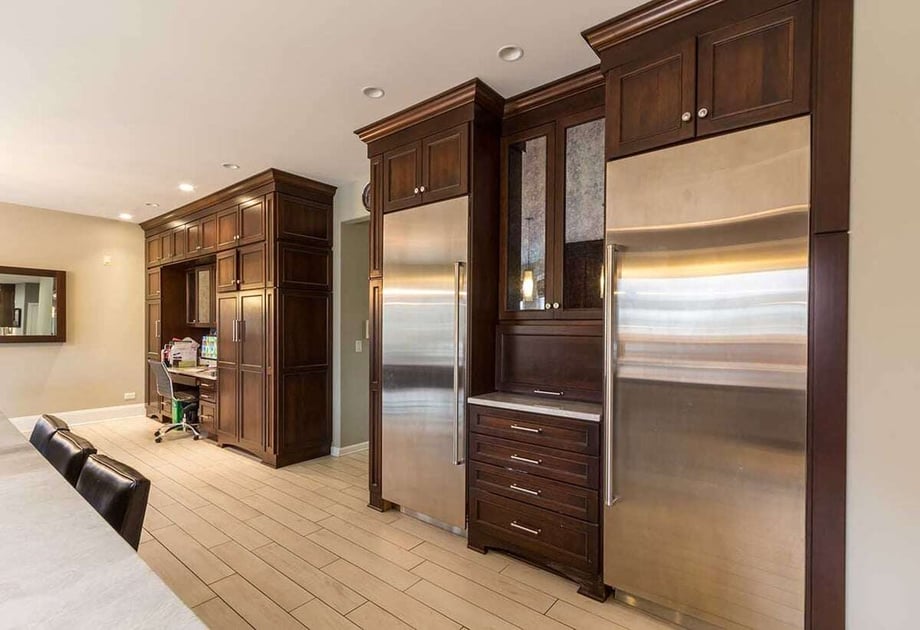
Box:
[147,359,201,442]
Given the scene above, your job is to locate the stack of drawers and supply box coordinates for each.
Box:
[466,404,605,600]
[198,380,217,437]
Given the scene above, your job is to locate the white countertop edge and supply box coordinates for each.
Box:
[467,395,601,422]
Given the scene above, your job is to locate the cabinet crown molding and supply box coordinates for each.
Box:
[139,168,336,232]
[582,0,724,53]
[503,66,604,118]
[354,78,504,144]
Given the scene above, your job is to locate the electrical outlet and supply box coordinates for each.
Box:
[124,392,136,401]
[355,340,363,353]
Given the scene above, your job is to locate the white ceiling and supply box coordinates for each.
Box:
[1,0,643,222]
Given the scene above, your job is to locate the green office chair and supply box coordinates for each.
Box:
[148,359,201,442]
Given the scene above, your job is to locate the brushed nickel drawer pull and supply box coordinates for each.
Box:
[510,424,542,434]
[510,521,541,536]
[510,454,542,465]
[510,484,541,496]
[534,389,563,397]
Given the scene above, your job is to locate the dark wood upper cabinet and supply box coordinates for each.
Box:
[239,196,266,245]
[200,213,219,253]
[216,250,238,293]
[146,235,161,267]
[172,226,188,259]
[421,124,469,204]
[238,243,266,291]
[217,206,240,250]
[186,220,202,254]
[382,142,421,212]
[159,230,175,262]
[607,39,696,158]
[185,265,215,327]
[146,268,161,300]
[696,2,811,136]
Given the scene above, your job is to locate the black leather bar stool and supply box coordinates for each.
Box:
[76,454,150,550]
[28,414,69,454]
[44,430,97,486]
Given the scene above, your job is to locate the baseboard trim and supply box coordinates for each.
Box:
[331,441,369,457]
[10,403,146,433]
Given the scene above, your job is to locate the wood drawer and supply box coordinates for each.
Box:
[469,433,599,489]
[469,488,599,573]
[469,405,599,454]
[199,381,217,403]
[199,400,216,434]
[469,461,599,522]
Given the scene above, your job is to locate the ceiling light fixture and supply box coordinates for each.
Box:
[144,202,159,208]
[222,163,240,170]
[362,86,385,99]
[178,183,195,192]
[118,213,133,221]
[498,45,525,62]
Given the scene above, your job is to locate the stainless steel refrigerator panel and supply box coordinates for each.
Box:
[382,196,468,531]
[603,117,810,630]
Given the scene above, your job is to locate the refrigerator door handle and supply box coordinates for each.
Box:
[452,261,466,465]
[604,243,619,507]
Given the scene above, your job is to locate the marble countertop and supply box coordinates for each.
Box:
[0,412,203,628]
[467,392,602,422]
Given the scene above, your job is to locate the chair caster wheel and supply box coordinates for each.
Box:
[193,435,200,441]
[155,437,162,443]
[154,430,161,437]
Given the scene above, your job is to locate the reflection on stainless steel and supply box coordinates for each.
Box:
[604,117,810,630]
[382,196,468,530]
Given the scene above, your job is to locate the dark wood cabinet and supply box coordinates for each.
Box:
[607,39,696,158]
[696,2,811,136]
[381,125,470,213]
[368,156,383,277]
[382,143,421,212]
[468,404,604,600]
[141,169,335,467]
[603,1,812,158]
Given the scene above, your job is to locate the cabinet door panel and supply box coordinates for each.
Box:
[239,291,265,369]
[382,142,421,212]
[146,236,161,266]
[217,295,239,365]
[201,214,219,253]
[500,125,554,319]
[697,2,810,136]
[146,268,161,300]
[216,251,238,292]
[146,301,161,354]
[421,124,468,204]
[217,207,240,250]
[160,231,175,261]
[239,197,266,245]
[369,156,383,277]
[239,368,264,450]
[557,111,605,319]
[607,39,696,158]
[238,243,266,290]
[187,221,202,254]
[173,226,188,259]
[217,365,238,438]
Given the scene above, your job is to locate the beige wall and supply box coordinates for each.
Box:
[339,220,370,448]
[849,2,920,628]
[0,202,144,417]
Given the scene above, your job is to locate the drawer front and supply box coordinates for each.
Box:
[199,385,217,404]
[469,461,598,522]
[470,405,599,454]
[469,489,598,573]
[199,401,216,433]
[469,433,599,489]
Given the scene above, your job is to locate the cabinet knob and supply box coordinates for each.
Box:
[553,302,560,310]
[419,185,426,193]
[413,187,419,194]
[681,111,693,122]
[544,303,552,311]
[235,234,240,240]
[698,107,709,119]
[196,245,202,250]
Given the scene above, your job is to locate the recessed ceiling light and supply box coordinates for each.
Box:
[144,202,159,208]
[178,183,195,192]
[222,163,240,170]
[362,86,385,99]
[118,213,133,221]
[497,45,525,62]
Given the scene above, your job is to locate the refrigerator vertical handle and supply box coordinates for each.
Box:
[604,244,618,507]
[452,261,466,465]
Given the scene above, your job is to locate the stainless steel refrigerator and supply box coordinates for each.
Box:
[603,117,810,630]
[382,196,467,531]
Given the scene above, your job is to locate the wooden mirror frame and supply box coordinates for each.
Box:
[0,266,67,343]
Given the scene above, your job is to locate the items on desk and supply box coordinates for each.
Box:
[168,337,199,367]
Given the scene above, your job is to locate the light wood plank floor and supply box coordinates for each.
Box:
[77,417,674,630]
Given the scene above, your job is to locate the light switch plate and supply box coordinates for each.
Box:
[124,392,136,401]
[355,340,363,353]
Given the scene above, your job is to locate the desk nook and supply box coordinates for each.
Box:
[142,169,335,467]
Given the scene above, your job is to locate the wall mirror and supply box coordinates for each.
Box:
[0,266,66,343]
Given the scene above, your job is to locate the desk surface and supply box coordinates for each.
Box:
[0,413,203,628]
[168,366,217,381]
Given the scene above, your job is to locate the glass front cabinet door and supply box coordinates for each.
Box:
[500,111,605,320]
